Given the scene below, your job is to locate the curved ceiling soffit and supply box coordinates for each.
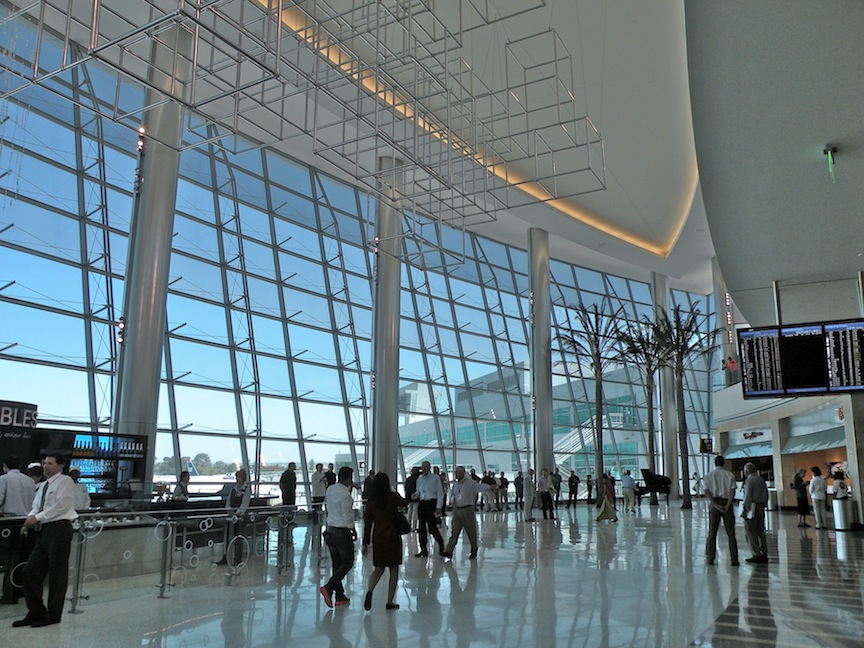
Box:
[265,0,696,259]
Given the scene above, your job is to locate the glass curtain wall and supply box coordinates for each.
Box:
[0,21,715,506]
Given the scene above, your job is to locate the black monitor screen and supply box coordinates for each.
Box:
[778,325,829,394]
[737,317,864,398]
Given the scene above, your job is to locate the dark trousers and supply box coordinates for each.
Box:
[418,500,444,552]
[23,520,73,621]
[706,498,738,563]
[324,528,354,599]
[744,502,768,557]
[541,492,555,519]
[2,527,34,601]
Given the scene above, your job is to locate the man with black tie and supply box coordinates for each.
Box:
[13,454,78,627]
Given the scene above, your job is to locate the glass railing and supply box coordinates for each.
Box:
[0,503,334,614]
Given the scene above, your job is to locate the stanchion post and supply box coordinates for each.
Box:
[69,521,89,614]
[157,519,176,598]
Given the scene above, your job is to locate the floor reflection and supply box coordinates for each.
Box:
[3,502,864,647]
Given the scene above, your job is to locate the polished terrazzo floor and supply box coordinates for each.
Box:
[2,498,863,647]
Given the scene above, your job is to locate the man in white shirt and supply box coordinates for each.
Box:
[412,461,445,557]
[702,455,739,567]
[13,454,78,627]
[67,467,91,511]
[1,455,37,604]
[215,468,252,566]
[320,467,357,608]
[0,455,36,517]
[441,465,491,560]
[311,463,328,509]
[620,470,637,513]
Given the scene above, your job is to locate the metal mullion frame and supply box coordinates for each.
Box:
[682,290,714,438]
[670,291,712,461]
[551,266,592,471]
[402,258,448,478]
[264,155,312,502]
[70,65,102,439]
[471,237,522,468]
[569,273,610,462]
[162,314,183,477]
[0,351,103,373]
[73,60,126,433]
[310,170,357,468]
[506,245,536,472]
[207,139,251,475]
[594,271,625,468]
[444,253,486,473]
[617,359,652,469]
[316,182,374,471]
[210,142,263,487]
[550,289,590,470]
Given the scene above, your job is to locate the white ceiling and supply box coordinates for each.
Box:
[686,1,864,326]
[265,0,718,293]
[460,0,715,291]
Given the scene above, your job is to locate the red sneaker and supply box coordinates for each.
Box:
[319,586,332,608]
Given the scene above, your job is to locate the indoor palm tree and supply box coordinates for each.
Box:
[556,299,625,491]
[661,304,718,509]
[616,313,671,505]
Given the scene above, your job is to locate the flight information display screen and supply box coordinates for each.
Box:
[825,320,864,390]
[738,318,864,398]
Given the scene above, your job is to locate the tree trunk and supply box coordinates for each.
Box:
[646,373,659,506]
[594,374,604,499]
[676,365,692,509]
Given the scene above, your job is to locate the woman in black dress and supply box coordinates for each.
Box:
[362,472,407,610]
[791,468,810,527]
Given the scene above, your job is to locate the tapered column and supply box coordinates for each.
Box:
[842,394,864,523]
[653,273,679,496]
[529,228,553,473]
[114,27,191,481]
[370,158,403,483]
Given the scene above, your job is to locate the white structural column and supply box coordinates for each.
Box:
[653,272,680,497]
[370,157,403,482]
[114,28,191,479]
[841,394,864,523]
[529,228,554,473]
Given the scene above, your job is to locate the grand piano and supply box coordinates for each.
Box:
[635,469,672,504]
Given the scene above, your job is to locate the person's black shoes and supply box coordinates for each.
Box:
[364,592,372,611]
[414,551,428,558]
[746,555,769,564]
[31,617,61,627]
[12,616,39,627]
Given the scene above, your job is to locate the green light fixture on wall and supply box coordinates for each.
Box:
[823,144,837,184]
